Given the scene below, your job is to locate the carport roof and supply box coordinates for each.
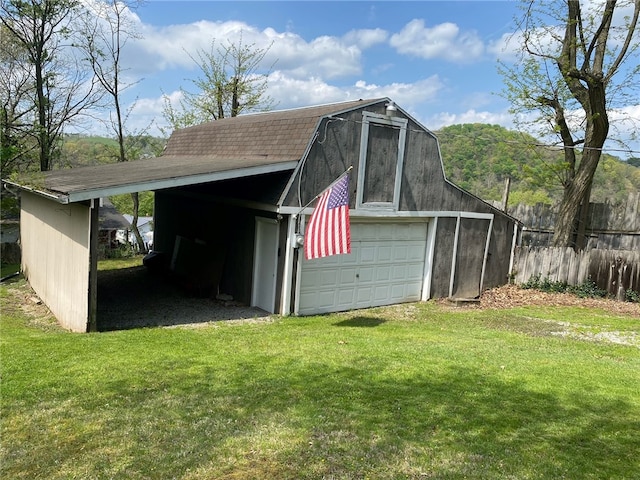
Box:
[7,99,384,203]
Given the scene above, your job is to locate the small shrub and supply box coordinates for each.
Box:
[625,289,640,303]
[521,276,611,300]
[523,275,570,294]
[106,243,136,259]
[540,277,569,293]
[569,280,608,299]
[521,274,541,290]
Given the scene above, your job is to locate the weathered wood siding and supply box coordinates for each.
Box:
[282,107,371,208]
[20,192,92,332]
[453,217,489,298]
[513,246,640,296]
[431,218,456,298]
[280,101,517,299]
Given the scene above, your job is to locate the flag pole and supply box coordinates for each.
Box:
[293,165,353,220]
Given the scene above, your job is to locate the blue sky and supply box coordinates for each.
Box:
[100,0,639,158]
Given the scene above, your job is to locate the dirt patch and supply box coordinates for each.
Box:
[439,284,640,348]
[2,279,62,331]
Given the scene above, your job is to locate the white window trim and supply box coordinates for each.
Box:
[356,111,408,211]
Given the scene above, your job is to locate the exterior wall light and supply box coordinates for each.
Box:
[385,101,398,116]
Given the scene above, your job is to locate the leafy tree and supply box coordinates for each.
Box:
[1,0,103,172]
[499,0,639,248]
[592,153,640,202]
[109,191,154,217]
[59,134,165,168]
[161,36,276,134]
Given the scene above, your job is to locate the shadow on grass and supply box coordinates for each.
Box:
[38,355,637,479]
[333,316,386,327]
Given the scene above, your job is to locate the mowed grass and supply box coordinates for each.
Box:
[1,276,639,479]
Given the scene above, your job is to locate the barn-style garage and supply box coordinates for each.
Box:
[6,98,519,332]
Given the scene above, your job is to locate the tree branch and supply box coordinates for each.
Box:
[606,0,640,82]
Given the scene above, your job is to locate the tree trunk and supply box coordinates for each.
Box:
[574,181,593,250]
[552,68,609,249]
[552,146,603,249]
[130,192,147,254]
[34,52,49,171]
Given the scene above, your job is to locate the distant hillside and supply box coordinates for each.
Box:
[59,135,165,216]
[60,134,166,168]
[60,129,639,208]
[435,124,640,206]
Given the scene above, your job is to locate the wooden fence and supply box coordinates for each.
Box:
[506,192,640,250]
[512,246,640,298]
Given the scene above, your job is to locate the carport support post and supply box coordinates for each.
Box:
[280,214,297,315]
[87,198,99,332]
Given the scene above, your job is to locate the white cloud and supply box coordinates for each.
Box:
[128,73,446,137]
[264,72,349,108]
[131,92,178,116]
[262,72,443,110]
[134,20,255,71]
[390,20,485,63]
[425,109,516,131]
[121,19,368,81]
[258,28,364,78]
[487,31,525,62]
[342,28,388,49]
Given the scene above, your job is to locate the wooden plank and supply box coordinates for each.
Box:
[513,246,640,294]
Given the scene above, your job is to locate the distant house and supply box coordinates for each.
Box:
[98,198,130,255]
[118,214,153,250]
[5,98,519,332]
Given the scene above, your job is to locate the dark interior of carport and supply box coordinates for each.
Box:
[96,171,293,331]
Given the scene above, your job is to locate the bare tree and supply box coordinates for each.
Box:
[1,0,103,172]
[161,35,275,132]
[500,0,640,248]
[79,0,148,252]
[0,23,37,176]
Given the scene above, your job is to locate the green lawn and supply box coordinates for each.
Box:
[1,277,639,479]
[0,263,20,278]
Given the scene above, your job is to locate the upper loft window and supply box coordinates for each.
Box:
[356,111,408,210]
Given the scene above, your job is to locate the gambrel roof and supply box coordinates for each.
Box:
[12,99,383,203]
[163,99,378,159]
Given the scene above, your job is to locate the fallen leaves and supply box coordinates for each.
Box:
[443,284,640,318]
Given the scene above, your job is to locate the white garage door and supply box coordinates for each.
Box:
[298,221,428,315]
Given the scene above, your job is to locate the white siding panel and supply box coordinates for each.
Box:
[298,221,428,315]
[20,192,91,332]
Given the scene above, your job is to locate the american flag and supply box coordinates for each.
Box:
[304,174,351,260]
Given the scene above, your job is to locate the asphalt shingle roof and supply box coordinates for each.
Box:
[30,99,383,203]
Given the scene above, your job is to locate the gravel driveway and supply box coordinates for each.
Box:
[97,266,271,331]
